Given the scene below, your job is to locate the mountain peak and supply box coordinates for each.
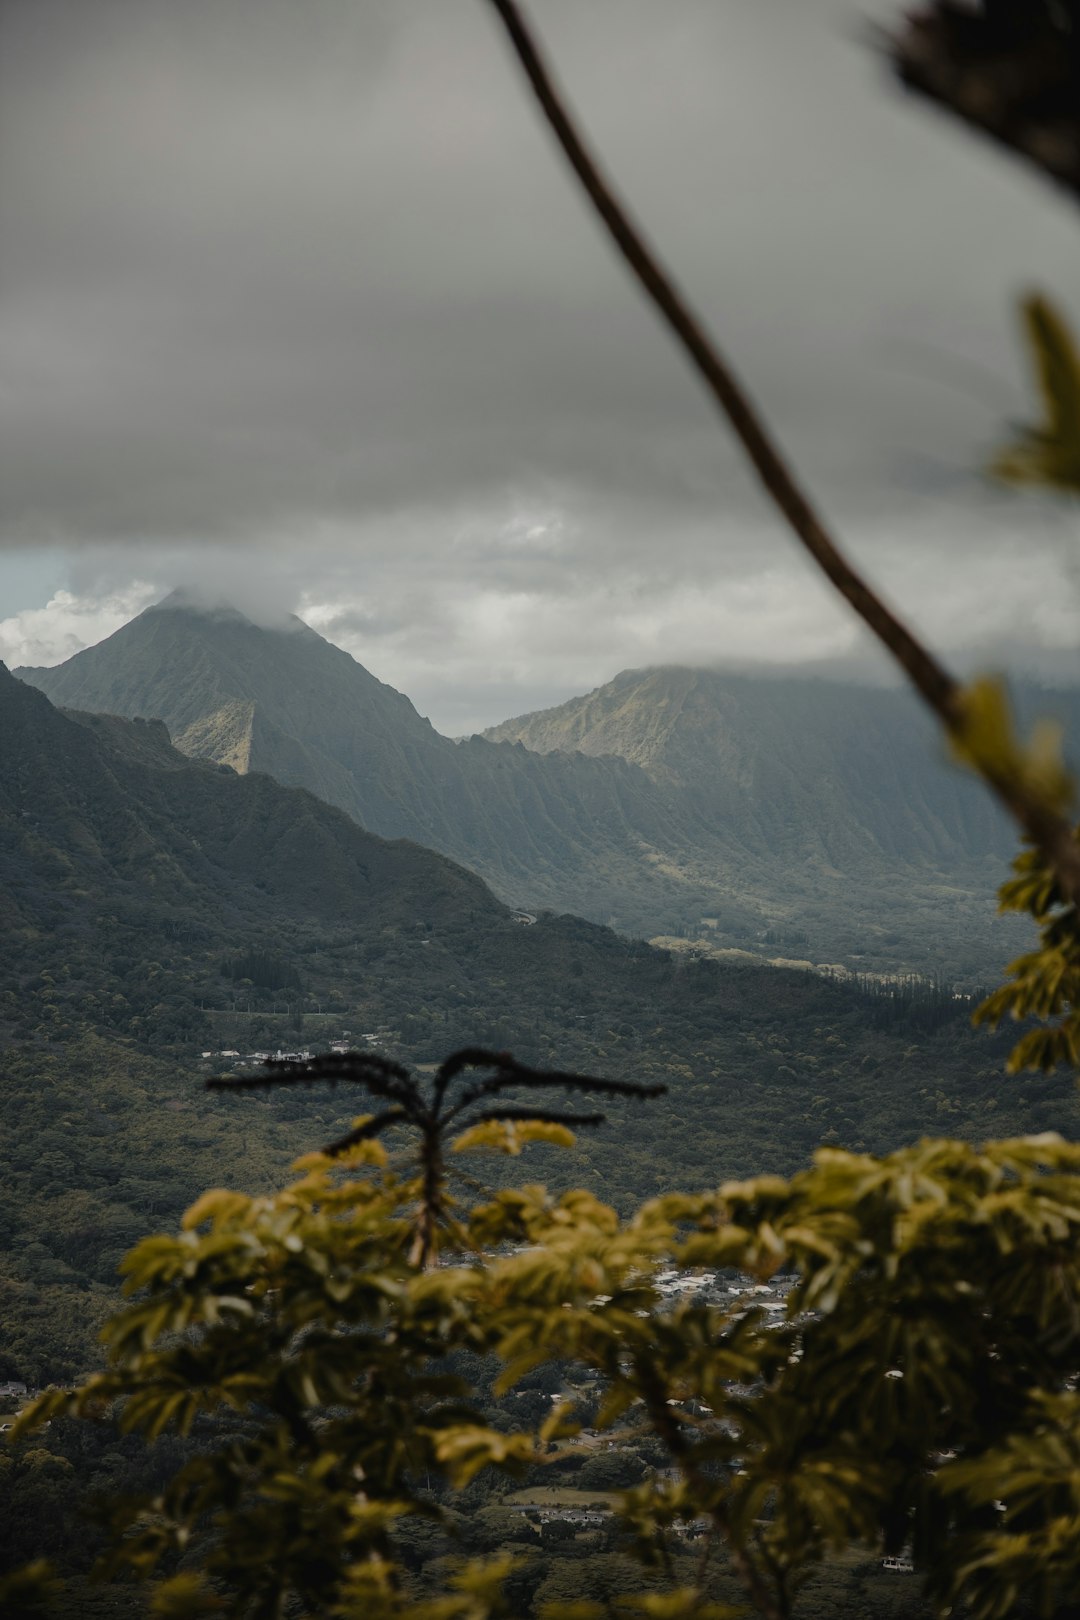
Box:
[150,586,309,631]
[151,587,251,620]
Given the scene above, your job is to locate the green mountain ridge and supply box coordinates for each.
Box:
[484,663,1080,967]
[1,665,494,941]
[4,662,1073,1382]
[18,597,1080,974]
[17,596,716,938]
[483,664,1040,863]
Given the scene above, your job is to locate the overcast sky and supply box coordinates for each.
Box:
[1,0,1077,734]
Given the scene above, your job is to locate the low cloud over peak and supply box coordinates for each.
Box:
[1,1,1077,725]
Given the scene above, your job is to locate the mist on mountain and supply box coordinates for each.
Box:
[17,591,1079,977]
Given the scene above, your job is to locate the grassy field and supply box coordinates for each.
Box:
[503,1487,620,1509]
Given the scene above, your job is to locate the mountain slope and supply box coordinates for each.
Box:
[484,665,1027,865]
[1,660,496,940]
[19,602,1079,974]
[484,664,1080,965]
[17,596,716,937]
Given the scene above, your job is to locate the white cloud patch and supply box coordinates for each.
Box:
[0,582,158,669]
[2,477,1076,735]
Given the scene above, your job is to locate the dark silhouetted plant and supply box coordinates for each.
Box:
[208,1045,665,1264]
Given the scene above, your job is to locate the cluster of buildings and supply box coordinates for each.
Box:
[653,1267,797,1321]
[509,1504,609,1529]
[199,1035,384,1069]
[200,1047,314,1066]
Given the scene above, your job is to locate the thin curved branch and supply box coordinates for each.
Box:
[209,1051,417,1110]
[632,1353,788,1620]
[485,0,1080,910]
[486,0,958,717]
[447,1059,665,1122]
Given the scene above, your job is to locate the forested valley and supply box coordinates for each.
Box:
[6,662,1061,1387]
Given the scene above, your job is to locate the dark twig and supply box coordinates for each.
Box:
[484,0,1080,911]
[486,0,957,715]
[208,1051,414,1101]
[447,1061,666,1121]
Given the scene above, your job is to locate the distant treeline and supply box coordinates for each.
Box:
[844,973,984,1034]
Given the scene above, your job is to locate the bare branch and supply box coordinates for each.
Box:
[486,0,958,717]
[484,0,1080,910]
[447,1055,665,1120]
[208,1051,417,1111]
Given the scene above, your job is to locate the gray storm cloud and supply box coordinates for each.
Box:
[3,0,1076,538]
[0,0,1077,722]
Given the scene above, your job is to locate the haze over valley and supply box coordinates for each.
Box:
[18,591,1078,980]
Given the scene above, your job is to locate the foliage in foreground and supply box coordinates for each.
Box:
[7,1032,1080,1620]
[3,714,1079,1620]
